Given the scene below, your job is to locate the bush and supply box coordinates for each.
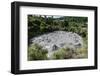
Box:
[28,43,48,60]
[51,46,88,59]
[28,43,88,60]
[51,48,73,59]
[74,47,88,58]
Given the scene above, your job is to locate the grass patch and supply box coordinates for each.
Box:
[28,43,48,60]
[51,48,73,59]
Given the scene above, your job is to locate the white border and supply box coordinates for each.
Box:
[20,6,95,70]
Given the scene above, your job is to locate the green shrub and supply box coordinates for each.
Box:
[28,43,48,60]
[74,47,88,58]
[51,46,88,59]
[51,48,73,59]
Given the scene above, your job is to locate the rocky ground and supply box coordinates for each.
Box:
[31,31,84,58]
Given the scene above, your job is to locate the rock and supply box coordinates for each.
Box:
[31,31,83,53]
